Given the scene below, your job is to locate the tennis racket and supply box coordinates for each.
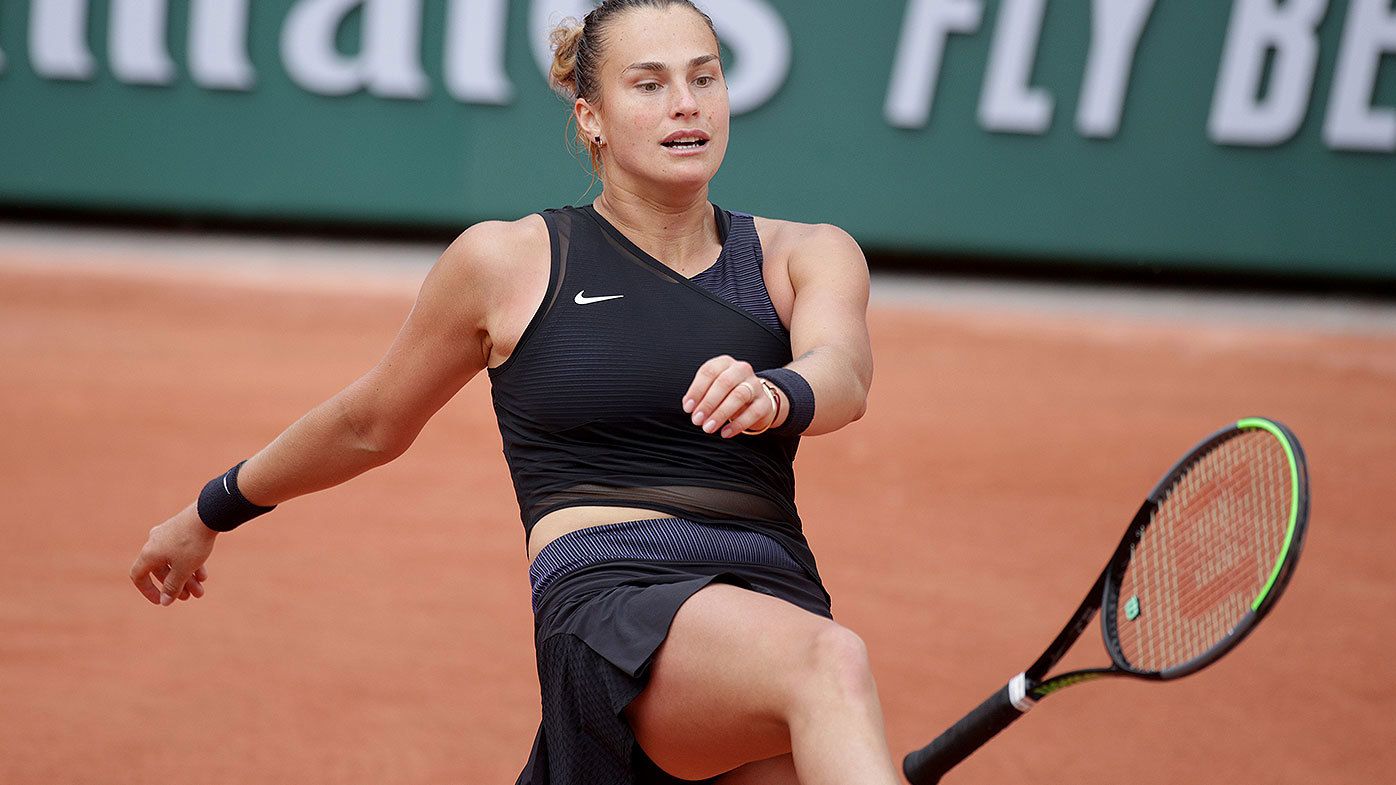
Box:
[903,417,1310,784]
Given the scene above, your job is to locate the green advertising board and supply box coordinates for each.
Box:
[1,1,1392,279]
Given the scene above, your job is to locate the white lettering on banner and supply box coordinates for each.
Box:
[885,0,1154,137]
[1209,0,1329,146]
[706,0,791,114]
[1077,0,1156,138]
[1324,0,1396,152]
[191,0,256,90]
[26,0,255,89]
[446,0,513,104]
[527,0,790,115]
[885,0,984,129]
[282,0,430,99]
[111,0,176,85]
[980,0,1052,133]
[30,0,97,80]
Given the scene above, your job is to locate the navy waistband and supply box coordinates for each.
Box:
[528,517,804,613]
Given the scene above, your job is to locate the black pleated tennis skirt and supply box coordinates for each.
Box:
[515,518,833,785]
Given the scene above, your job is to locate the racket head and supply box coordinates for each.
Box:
[1101,418,1309,680]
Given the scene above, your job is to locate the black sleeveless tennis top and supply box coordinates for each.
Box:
[487,204,814,570]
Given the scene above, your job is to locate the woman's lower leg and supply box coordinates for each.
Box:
[783,626,902,785]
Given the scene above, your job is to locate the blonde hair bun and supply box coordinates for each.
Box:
[548,20,585,99]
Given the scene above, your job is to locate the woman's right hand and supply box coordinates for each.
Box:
[130,504,214,607]
[122,220,523,609]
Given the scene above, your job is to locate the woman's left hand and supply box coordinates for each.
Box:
[681,355,782,438]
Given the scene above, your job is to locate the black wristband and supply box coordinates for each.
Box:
[197,460,276,532]
[756,368,815,435]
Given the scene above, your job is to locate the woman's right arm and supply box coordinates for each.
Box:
[129,219,529,607]
[234,220,505,504]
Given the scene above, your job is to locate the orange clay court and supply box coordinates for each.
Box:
[0,229,1392,785]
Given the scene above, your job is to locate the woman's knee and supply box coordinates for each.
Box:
[795,624,877,707]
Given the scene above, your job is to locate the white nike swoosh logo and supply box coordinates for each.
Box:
[575,291,625,305]
[223,475,231,495]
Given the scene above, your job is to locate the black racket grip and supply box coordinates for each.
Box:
[902,679,1031,784]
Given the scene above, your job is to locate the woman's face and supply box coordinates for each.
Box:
[578,7,729,194]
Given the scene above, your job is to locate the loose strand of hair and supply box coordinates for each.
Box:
[561,114,603,197]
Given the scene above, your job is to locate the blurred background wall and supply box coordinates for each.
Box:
[0,0,1392,281]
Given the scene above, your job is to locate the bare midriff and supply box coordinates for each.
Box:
[526,505,676,564]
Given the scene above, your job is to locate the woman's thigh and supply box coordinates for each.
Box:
[625,582,857,781]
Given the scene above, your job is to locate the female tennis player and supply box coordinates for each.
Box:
[129,1,889,782]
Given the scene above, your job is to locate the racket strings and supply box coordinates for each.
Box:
[1115,431,1291,672]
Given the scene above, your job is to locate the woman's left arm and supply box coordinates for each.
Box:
[681,222,871,439]
[780,223,873,436]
